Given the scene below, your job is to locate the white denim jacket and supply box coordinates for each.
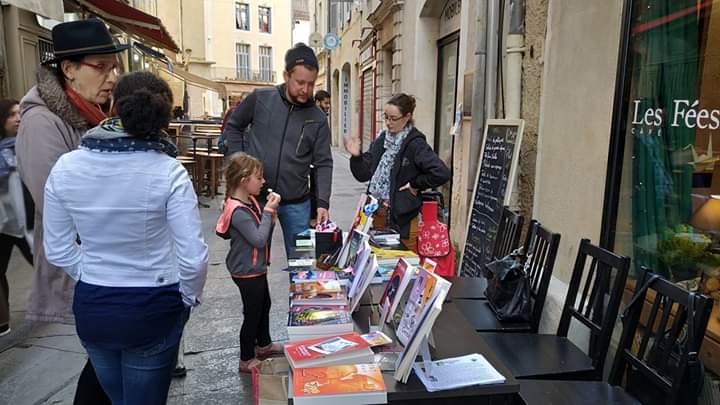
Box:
[43,148,208,307]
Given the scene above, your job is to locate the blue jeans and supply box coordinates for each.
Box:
[81,308,189,405]
[277,199,311,259]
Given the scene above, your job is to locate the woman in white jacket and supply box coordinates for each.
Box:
[43,72,208,404]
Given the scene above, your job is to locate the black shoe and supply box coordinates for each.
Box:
[172,366,187,378]
[0,324,10,337]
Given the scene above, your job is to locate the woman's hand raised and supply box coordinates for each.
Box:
[343,133,362,157]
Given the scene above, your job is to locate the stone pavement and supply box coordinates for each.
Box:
[0,149,365,405]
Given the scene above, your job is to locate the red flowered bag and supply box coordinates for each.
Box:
[417,200,456,278]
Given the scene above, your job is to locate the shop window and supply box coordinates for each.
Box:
[614,1,720,293]
[235,3,250,31]
[259,6,272,33]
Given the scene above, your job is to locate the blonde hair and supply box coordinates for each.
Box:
[224,152,263,198]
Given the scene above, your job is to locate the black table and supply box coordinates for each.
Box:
[446,276,488,300]
[288,303,520,404]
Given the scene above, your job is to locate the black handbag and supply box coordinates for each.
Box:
[483,252,531,322]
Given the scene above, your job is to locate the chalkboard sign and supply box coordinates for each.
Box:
[459,119,524,277]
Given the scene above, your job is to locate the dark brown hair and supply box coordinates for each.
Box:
[387,93,416,116]
[0,99,19,138]
[224,152,263,198]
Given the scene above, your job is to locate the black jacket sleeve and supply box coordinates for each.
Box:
[223,91,257,148]
[312,120,333,209]
[349,136,381,182]
[409,139,451,190]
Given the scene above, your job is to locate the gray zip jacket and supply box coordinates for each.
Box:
[224,199,274,277]
[223,85,333,208]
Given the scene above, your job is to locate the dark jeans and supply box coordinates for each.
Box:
[233,274,272,361]
[74,361,111,405]
[277,199,311,260]
[81,307,190,405]
[0,234,32,328]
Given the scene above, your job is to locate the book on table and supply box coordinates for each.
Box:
[360,331,392,347]
[289,290,348,307]
[345,240,371,296]
[287,305,353,339]
[290,363,387,405]
[414,353,506,392]
[349,254,378,312]
[291,270,338,283]
[395,267,451,346]
[290,280,343,295]
[378,258,416,325]
[284,332,374,369]
[394,285,448,383]
[337,195,376,267]
[371,246,420,267]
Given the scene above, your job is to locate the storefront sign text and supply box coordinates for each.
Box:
[632,99,720,134]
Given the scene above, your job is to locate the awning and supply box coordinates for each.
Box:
[155,62,227,99]
[71,0,179,52]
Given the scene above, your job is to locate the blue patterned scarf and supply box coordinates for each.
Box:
[80,118,178,158]
[368,125,412,202]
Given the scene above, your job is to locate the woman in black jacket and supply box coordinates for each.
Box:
[344,93,450,250]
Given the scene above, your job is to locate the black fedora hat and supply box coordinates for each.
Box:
[43,19,129,65]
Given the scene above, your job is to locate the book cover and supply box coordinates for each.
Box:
[290,290,347,306]
[378,258,415,324]
[336,194,369,267]
[347,240,371,298]
[291,271,338,283]
[284,333,370,364]
[290,280,343,295]
[349,254,377,312]
[292,364,386,398]
[360,331,392,347]
[288,307,352,327]
[395,268,444,345]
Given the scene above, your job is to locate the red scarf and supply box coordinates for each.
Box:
[64,83,107,127]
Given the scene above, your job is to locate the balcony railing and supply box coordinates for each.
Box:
[211,67,276,83]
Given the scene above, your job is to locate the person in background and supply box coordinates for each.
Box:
[216,152,282,373]
[43,71,208,404]
[344,93,450,251]
[0,99,33,337]
[223,43,333,259]
[309,90,331,227]
[315,90,330,114]
[15,19,130,404]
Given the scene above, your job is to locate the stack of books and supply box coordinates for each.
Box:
[369,229,402,249]
[287,271,352,341]
[371,246,420,268]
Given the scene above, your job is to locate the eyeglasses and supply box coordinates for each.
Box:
[383,113,406,122]
[80,61,120,76]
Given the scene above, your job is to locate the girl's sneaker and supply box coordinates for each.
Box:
[238,358,261,374]
[255,342,283,359]
[0,324,9,337]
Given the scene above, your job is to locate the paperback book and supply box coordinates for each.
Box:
[287,306,353,338]
[290,270,338,283]
[378,258,416,325]
[284,332,373,369]
[289,280,343,295]
[291,363,387,405]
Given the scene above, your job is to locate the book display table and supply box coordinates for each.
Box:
[286,235,521,404]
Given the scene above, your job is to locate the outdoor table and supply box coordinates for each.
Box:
[286,302,520,404]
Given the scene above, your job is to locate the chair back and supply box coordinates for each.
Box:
[609,267,713,405]
[492,207,524,260]
[523,221,561,333]
[557,238,631,380]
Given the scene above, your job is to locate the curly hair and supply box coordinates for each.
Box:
[112,72,173,137]
[0,99,19,138]
[224,152,263,198]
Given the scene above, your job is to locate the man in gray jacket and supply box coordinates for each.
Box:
[223,44,333,259]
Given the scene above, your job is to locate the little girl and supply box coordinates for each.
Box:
[216,152,282,373]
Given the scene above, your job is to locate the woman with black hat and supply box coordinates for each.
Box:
[15,19,129,405]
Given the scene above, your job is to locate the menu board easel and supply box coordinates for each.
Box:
[459,119,524,277]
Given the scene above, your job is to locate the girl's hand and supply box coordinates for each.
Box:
[343,133,361,157]
[399,182,418,196]
[266,192,281,210]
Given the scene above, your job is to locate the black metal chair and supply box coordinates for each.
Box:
[481,238,631,380]
[455,221,561,333]
[449,207,524,300]
[517,267,714,405]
